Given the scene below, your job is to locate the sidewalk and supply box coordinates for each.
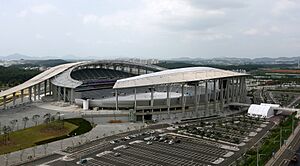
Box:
[0,123,143,166]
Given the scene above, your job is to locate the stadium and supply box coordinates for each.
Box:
[0,60,248,122]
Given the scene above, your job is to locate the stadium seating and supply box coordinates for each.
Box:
[71,68,134,81]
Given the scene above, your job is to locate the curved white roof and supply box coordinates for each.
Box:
[113,67,248,89]
[51,67,83,88]
[0,62,82,97]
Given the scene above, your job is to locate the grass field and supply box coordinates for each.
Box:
[0,120,78,155]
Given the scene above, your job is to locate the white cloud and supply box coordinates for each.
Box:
[243,28,259,35]
[30,4,57,14]
[82,14,98,24]
[17,4,58,17]
[17,10,28,17]
[65,32,72,37]
[272,0,296,15]
[82,0,225,32]
[243,26,282,36]
[183,30,232,42]
[35,33,44,40]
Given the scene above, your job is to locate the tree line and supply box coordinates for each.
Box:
[0,66,40,88]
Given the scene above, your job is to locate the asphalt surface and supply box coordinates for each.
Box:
[17,118,273,166]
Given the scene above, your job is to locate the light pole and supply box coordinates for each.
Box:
[280,127,282,148]
[292,117,295,134]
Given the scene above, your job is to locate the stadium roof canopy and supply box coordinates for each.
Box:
[113,67,248,89]
[0,62,82,97]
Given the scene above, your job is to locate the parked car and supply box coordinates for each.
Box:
[114,153,121,157]
[169,140,174,145]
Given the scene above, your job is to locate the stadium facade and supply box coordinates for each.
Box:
[0,61,248,121]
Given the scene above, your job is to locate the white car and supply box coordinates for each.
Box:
[169,140,174,145]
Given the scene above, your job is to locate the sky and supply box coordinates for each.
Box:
[0,0,299,59]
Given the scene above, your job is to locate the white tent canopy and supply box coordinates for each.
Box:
[247,103,279,118]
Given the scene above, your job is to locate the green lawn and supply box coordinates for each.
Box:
[0,120,78,155]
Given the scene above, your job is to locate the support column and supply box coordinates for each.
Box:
[213,79,217,113]
[21,89,24,103]
[226,79,229,104]
[150,87,154,113]
[70,88,74,104]
[238,77,242,102]
[235,78,240,102]
[34,84,37,101]
[3,96,6,110]
[205,80,208,116]
[48,80,52,95]
[12,92,16,106]
[115,89,119,110]
[137,68,140,75]
[63,87,67,102]
[134,88,137,112]
[194,82,198,116]
[181,84,186,117]
[52,84,56,99]
[220,79,224,111]
[29,87,32,102]
[38,83,41,100]
[230,78,234,102]
[242,77,247,102]
[44,80,47,96]
[57,86,61,101]
[167,85,170,118]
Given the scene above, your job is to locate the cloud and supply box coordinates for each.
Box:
[17,10,29,17]
[183,30,232,42]
[30,4,57,14]
[35,33,44,40]
[82,0,226,32]
[82,14,98,24]
[190,0,246,9]
[17,4,58,17]
[271,0,297,15]
[243,28,259,36]
[243,26,282,36]
[65,32,72,37]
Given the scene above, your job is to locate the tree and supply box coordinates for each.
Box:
[32,146,37,158]
[20,149,25,161]
[22,117,29,129]
[56,112,61,120]
[43,144,48,155]
[10,119,18,131]
[2,125,11,144]
[50,115,55,122]
[43,113,51,125]
[32,115,40,126]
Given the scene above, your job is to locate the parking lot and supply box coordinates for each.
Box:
[21,115,272,166]
[53,134,228,166]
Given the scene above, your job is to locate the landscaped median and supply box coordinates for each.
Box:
[0,118,92,155]
[241,113,298,166]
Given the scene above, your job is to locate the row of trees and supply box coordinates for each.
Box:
[0,66,40,88]
[0,112,62,145]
